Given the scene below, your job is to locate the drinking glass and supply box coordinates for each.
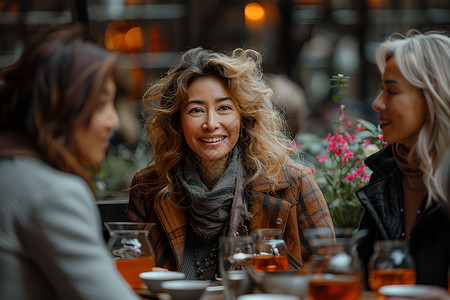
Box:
[252,228,288,272]
[219,236,254,300]
[305,228,366,300]
[368,240,416,297]
[105,222,155,289]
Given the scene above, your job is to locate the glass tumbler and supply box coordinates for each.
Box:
[368,240,416,296]
[252,228,289,272]
[105,222,155,289]
[219,236,255,300]
[305,228,365,300]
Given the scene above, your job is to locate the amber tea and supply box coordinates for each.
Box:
[252,255,288,272]
[369,268,416,295]
[115,256,155,289]
[308,275,362,300]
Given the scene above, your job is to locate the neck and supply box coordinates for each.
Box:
[199,156,228,189]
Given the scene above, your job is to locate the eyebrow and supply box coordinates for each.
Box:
[384,79,400,85]
[186,97,233,105]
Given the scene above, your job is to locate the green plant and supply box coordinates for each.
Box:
[296,74,385,228]
[96,132,151,198]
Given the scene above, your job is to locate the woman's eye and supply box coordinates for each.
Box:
[387,89,397,95]
[219,105,232,111]
[188,107,203,114]
[97,98,108,109]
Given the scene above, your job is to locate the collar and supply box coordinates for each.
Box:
[364,144,397,177]
[0,132,41,159]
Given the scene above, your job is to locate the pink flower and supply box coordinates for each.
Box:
[378,134,384,140]
[311,168,315,174]
[316,155,328,163]
[344,132,355,142]
[346,175,355,182]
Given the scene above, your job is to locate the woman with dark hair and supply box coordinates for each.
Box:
[127,47,334,280]
[0,24,138,299]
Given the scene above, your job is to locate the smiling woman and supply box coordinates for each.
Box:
[127,47,334,281]
[180,76,241,188]
[356,30,450,290]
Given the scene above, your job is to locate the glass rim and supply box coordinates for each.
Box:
[104,222,155,234]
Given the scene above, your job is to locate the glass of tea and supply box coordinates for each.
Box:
[368,240,416,297]
[305,228,366,300]
[105,222,155,290]
[252,228,289,272]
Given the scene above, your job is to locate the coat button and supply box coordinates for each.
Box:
[276,218,282,225]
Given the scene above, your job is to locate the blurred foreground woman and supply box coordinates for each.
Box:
[0,24,138,299]
[356,30,450,289]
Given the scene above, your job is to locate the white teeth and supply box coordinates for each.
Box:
[201,137,224,143]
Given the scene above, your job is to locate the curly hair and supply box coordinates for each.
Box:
[142,47,292,200]
[0,24,118,192]
[376,30,450,204]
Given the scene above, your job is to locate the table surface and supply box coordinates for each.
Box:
[137,286,378,300]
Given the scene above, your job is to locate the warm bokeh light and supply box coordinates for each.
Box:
[105,19,128,51]
[124,26,144,52]
[245,2,265,22]
[105,20,144,53]
[105,28,124,51]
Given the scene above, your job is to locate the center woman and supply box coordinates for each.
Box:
[127,47,334,280]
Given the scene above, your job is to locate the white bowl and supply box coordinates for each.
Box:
[139,271,186,294]
[379,284,431,298]
[161,280,210,300]
[238,294,299,300]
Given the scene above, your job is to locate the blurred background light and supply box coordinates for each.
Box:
[124,26,143,52]
[245,2,266,31]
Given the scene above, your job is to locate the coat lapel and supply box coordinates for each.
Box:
[248,169,294,231]
[154,194,188,268]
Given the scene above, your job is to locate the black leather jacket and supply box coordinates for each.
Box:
[356,144,450,289]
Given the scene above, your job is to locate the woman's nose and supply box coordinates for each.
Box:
[107,105,119,130]
[203,112,220,130]
[372,92,385,112]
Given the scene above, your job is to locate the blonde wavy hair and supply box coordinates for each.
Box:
[142,47,292,200]
[376,30,450,205]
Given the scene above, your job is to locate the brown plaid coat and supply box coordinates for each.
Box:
[127,161,334,271]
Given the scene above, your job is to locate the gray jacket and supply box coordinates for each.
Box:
[0,156,139,300]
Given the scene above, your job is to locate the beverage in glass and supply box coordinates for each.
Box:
[308,275,362,300]
[105,222,155,289]
[305,228,366,300]
[252,228,288,272]
[368,240,416,296]
[219,236,254,300]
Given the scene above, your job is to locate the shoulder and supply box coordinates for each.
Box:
[250,159,313,193]
[0,157,92,204]
[365,144,397,176]
[283,159,312,176]
[131,165,158,184]
[281,159,314,187]
[0,156,97,231]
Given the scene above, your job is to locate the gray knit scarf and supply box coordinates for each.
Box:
[175,146,252,240]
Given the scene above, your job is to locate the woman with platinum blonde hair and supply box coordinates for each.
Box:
[128,47,334,280]
[356,30,450,289]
